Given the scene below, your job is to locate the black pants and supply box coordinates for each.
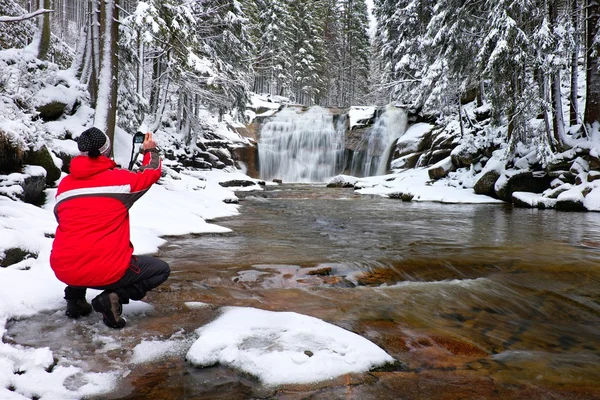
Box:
[64,255,170,304]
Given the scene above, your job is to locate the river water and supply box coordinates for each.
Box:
[6,184,600,399]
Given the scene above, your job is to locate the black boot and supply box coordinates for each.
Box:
[92,292,126,329]
[64,287,92,319]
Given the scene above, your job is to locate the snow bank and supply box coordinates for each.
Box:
[355,168,502,204]
[186,307,394,386]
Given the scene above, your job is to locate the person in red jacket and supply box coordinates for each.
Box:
[50,127,170,329]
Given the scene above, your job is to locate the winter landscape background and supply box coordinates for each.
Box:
[1,0,600,398]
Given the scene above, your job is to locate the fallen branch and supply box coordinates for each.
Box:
[0,9,53,23]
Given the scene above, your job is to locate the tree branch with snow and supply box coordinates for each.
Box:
[0,9,53,23]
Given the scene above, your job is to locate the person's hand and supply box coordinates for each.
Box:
[142,132,157,151]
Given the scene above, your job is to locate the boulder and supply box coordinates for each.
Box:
[219,179,257,188]
[495,170,551,202]
[391,152,423,169]
[588,171,600,182]
[450,145,477,168]
[1,248,38,268]
[555,189,586,211]
[389,192,414,201]
[327,174,358,188]
[1,166,47,204]
[422,149,452,166]
[428,156,455,180]
[25,144,61,184]
[473,170,500,196]
[36,100,68,121]
[0,130,25,174]
[544,183,572,199]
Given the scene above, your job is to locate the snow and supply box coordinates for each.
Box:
[354,168,503,204]
[186,307,394,386]
[348,106,375,129]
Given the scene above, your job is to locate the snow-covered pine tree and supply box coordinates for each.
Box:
[288,0,326,105]
[336,0,370,106]
[193,0,253,117]
[476,0,543,146]
[251,0,293,97]
[373,0,435,111]
[319,0,342,106]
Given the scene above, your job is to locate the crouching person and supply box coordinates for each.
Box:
[50,127,170,329]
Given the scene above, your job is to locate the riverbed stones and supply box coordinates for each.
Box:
[219,179,258,188]
[388,192,414,201]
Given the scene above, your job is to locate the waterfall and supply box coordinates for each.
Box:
[350,105,408,177]
[258,107,346,183]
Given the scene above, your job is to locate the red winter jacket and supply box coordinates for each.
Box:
[50,150,162,287]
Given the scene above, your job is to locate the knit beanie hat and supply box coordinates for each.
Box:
[76,127,111,157]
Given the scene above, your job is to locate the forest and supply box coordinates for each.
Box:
[1,0,599,164]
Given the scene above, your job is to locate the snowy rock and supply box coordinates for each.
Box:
[550,178,564,188]
[575,173,587,185]
[588,171,600,182]
[473,170,501,197]
[473,104,491,121]
[390,152,423,169]
[570,157,589,174]
[450,144,478,168]
[24,144,61,184]
[0,166,46,204]
[512,192,557,209]
[544,183,572,199]
[583,188,600,211]
[388,191,414,201]
[327,174,358,188]
[219,179,260,188]
[428,156,455,180]
[186,307,394,386]
[556,188,586,211]
[392,123,433,159]
[36,100,68,122]
[494,170,551,202]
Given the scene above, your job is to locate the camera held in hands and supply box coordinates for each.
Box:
[129,131,147,170]
[133,131,145,144]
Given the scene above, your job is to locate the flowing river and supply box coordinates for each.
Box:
[6,184,600,399]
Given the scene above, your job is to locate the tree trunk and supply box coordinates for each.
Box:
[584,0,600,126]
[549,0,565,148]
[94,0,119,148]
[570,0,580,126]
[38,0,51,60]
[88,0,100,107]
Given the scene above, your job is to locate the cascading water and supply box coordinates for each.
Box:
[350,105,408,177]
[258,106,346,182]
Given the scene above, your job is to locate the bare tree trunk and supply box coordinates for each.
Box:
[88,0,100,107]
[549,0,565,148]
[136,30,144,98]
[584,0,600,126]
[94,0,119,147]
[38,0,51,60]
[570,0,581,125]
[71,26,87,78]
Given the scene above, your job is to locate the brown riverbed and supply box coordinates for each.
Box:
[6,184,600,399]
